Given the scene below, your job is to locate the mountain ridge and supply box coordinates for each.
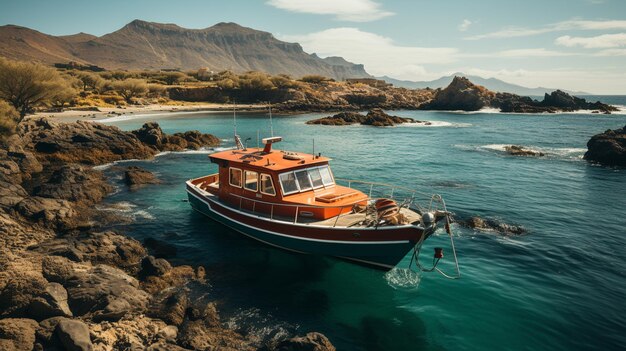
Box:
[0,20,370,80]
[379,73,591,96]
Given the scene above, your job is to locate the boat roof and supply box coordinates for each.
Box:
[209,147,331,172]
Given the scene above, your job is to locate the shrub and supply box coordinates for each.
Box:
[111,79,148,103]
[0,100,19,139]
[0,58,77,119]
[300,75,328,84]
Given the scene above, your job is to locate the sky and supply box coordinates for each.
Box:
[2,0,626,94]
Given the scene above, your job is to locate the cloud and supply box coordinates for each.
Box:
[493,48,575,57]
[466,19,626,40]
[555,33,626,48]
[279,28,458,79]
[594,48,626,56]
[266,0,393,22]
[458,19,472,32]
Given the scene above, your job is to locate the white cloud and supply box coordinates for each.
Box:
[594,48,626,56]
[279,28,458,79]
[267,0,393,22]
[466,19,626,40]
[556,33,626,48]
[458,19,472,32]
[493,48,575,57]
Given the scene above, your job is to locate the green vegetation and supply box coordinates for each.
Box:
[0,58,77,118]
[0,100,19,140]
[111,79,149,103]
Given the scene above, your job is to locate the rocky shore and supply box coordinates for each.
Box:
[584,125,626,166]
[419,76,617,114]
[0,118,335,350]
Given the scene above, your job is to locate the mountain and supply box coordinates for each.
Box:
[379,73,590,96]
[0,20,370,80]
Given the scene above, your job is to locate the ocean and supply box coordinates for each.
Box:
[97,99,626,351]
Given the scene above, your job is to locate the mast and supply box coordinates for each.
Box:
[269,102,274,137]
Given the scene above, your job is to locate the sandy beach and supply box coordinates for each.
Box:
[34,103,268,122]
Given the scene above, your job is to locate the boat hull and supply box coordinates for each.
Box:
[187,186,429,270]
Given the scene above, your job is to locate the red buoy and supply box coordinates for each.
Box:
[434,247,444,259]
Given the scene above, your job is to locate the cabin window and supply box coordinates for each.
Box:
[307,168,324,188]
[260,174,276,196]
[319,166,334,186]
[229,168,242,188]
[294,170,312,191]
[279,172,299,195]
[244,171,258,192]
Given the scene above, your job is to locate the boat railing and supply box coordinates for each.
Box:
[194,179,447,227]
[335,178,445,214]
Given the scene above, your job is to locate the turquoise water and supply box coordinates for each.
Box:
[99,105,626,350]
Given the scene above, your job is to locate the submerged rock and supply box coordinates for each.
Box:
[584,125,626,166]
[125,166,161,189]
[460,216,527,235]
[503,145,545,157]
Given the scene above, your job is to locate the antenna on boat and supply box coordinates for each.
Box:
[268,102,274,137]
[312,138,315,160]
[233,100,244,150]
[256,130,260,149]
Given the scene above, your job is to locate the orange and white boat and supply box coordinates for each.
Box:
[186,134,460,271]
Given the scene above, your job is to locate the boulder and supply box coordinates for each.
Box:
[274,332,336,351]
[0,158,22,185]
[140,255,172,278]
[148,290,188,326]
[65,265,149,321]
[178,319,253,351]
[125,166,161,189]
[0,274,48,318]
[55,319,93,351]
[0,318,39,351]
[27,282,73,320]
[41,255,80,285]
[584,125,626,166]
[0,181,27,210]
[132,122,165,148]
[34,165,113,205]
[15,196,76,230]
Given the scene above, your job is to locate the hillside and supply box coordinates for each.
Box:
[379,73,590,96]
[0,20,370,80]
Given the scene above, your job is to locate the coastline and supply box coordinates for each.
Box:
[34,103,270,123]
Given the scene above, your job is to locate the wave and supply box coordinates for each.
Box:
[96,201,155,221]
[92,158,143,170]
[399,120,472,128]
[455,144,587,160]
[155,146,235,157]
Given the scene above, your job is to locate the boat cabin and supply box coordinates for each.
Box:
[193,137,368,220]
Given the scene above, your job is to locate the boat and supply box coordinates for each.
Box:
[186,134,460,273]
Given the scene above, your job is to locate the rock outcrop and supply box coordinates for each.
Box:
[306,108,417,127]
[125,166,161,189]
[419,76,494,111]
[0,117,336,351]
[584,125,626,166]
[419,76,617,113]
[132,122,220,151]
[459,216,527,235]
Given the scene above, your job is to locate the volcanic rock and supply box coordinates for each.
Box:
[418,76,494,111]
[503,145,544,157]
[0,318,39,351]
[55,318,93,351]
[306,108,414,126]
[274,332,336,351]
[65,264,149,321]
[125,166,161,188]
[584,125,626,166]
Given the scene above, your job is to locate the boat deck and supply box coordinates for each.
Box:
[191,183,424,229]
